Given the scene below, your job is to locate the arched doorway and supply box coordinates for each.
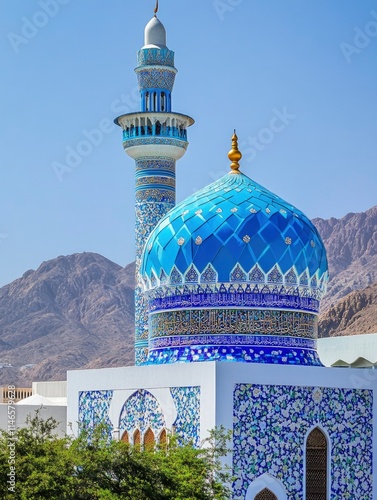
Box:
[144,427,155,451]
[133,429,141,451]
[255,489,277,499]
[121,430,129,444]
[306,427,327,499]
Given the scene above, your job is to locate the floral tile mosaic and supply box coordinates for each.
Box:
[171,386,201,447]
[233,384,373,499]
[78,390,114,440]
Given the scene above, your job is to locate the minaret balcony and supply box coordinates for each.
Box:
[123,125,187,142]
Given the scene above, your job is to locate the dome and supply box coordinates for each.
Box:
[142,172,328,286]
[140,151,329,367]
[143,16,167,49]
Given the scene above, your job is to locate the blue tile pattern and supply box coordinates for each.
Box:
[119,389,166,437]
[137,48,175,68]
[139,171,328,366]
[141,173,328,285]
[78,390,114,439]
[171,386,201,446]
[233,385,373,499]
[136,68,176,92]
[134,158,176,364]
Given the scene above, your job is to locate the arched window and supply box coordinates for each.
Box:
[153,92,157,111]
[306,427,327,500]
[255,489,277,500]
[159,429,167,449]
[133,429,141,451]
[144,427,155,451]
[161,92,166,112]
[145,91,149,111]
[156,121,161,135]
[121,431,129,444]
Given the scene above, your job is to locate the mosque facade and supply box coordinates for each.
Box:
[67,9,376,499]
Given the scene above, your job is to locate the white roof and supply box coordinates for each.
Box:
[317,333,377,367]
[16,394,67,406]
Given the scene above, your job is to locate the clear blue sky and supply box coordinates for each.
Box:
[0,0,376,287]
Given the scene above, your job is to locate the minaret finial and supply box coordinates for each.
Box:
[154,0,159,16]
[228,130,242,174]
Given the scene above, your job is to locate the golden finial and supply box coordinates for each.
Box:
[154,0,159,16]
[228,130,242,174]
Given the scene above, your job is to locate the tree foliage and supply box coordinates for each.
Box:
[0,411,232,499]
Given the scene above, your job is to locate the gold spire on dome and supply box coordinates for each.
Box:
[228,130,242,174]
[154,0,159,16]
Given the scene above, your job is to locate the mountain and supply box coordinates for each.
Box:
[318,282,377,337]
[0,253,135,386]
[313,206,377,311]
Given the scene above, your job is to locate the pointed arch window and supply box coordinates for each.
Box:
[255,489,277,500]
[159,428,167,449]
[121,431,129,444]
[144,427,155,451]
[306,427,327,500]
[133,429,141,451]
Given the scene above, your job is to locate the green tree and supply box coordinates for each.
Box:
[0,410,232,499]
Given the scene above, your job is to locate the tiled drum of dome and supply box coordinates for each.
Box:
[170,386,201,447]
[78,390,114,440]
[233,385,372,499]
[141,172,328,366]
[119,389,166,437]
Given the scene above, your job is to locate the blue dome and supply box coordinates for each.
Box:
[141,172,328,287]
[140,170,329,367]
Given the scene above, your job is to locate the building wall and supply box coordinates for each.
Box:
[67,362,217,445]
[0,404,67,437]
[68,362,376,499]
[215,363,376,499]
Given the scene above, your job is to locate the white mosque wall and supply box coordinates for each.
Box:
[68,362,376,498]
[0,403,67,437]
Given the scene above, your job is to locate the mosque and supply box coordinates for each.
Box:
[67,7,376,499]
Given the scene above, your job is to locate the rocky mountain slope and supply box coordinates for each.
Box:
[313,205,377,311]
[0,253,135,386]
[318,282,377,337]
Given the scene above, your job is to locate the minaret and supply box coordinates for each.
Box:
[115,6,194,365]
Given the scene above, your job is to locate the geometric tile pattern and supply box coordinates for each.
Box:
[141,172,329,290]
[137,47,175,68]
[136,68,176,93]
[233,385,373,499]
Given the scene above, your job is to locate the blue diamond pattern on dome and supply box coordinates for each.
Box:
[141,171,328,292]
